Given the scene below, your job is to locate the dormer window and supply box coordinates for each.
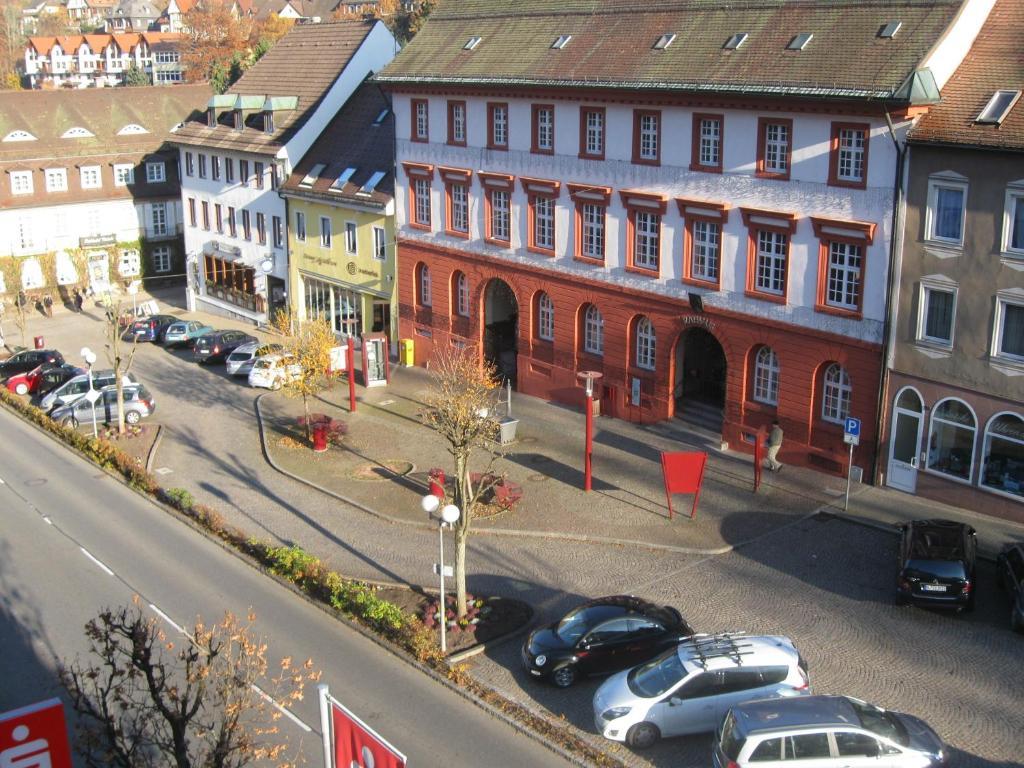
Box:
[3,130,36,142]
[61,126,94,139]
[264,112,274,134]
[233,110,242,130]
[117,124,149,135]
[977,90,1021,125]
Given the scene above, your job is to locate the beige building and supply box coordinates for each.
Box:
[880,0,1024,522]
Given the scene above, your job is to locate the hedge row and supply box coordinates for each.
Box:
[0,389,624,767]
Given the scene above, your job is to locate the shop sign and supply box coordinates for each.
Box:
[79,234,116,247]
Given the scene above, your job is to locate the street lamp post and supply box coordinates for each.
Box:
[577,371,602,492]
[421,493,461,653]
[80,346,98,439]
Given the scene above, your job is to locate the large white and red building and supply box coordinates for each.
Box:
[376,0,995,477]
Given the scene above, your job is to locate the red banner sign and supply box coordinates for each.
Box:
[331,700,406,768]
[0,699,73,768]
[660,451,708,520]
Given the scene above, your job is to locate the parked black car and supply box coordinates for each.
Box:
[121,314,179,343]
[997,542,1024,633]
[193,330,258,364]
[896,519,977,611]
[0,348,64,380]
[522,595,695,688]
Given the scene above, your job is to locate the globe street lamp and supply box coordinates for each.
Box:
[421,493,461,653]
[80,346,98,439]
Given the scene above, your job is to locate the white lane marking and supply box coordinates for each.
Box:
[148,603,185,634]
[43,516,53,525]
[0,477,5,484]
[251,684,312,732]
[79,547,114,576]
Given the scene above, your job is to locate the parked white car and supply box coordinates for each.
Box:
[593,634,810,749]
[226,342,283,377]
[247,354,301,390]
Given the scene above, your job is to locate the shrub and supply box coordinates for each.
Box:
[163,487,195,511]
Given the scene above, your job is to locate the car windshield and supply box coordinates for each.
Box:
[555,605,623,644]
[904,559,967,580]
[850,699,909,746]
[627,647,686,698]
[168,324,184,333]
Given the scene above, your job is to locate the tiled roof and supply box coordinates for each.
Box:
[28,31,182,54]
[171,20,376,154]
[909,0,1024,150]
[282,80,394,207]
[376,0,962,100]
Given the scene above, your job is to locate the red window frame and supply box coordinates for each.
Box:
[811,216,876,319]
[410,98,428,143]
[402,162,435,232]
[676,197,730,290]
[415,261,431,307]
[487,101,509,150]
[521,176,560,256]
[579,106,606,160]
[690,113,724,173]
[531,103,554,155]
[621,190,668,278]
[632,109,661,166]
[439,166,472,239]
[828,122,870,189]
[478,171,515,247]
[755,117,793,181]
[447,100,467,146]
[568,182,611,265]
[741,207,799,304]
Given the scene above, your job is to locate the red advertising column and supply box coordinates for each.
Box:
[0,699,73,768]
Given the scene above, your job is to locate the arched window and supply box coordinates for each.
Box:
[21,258,43,289]
[821,363,851,423]
[583,304,603,356]
[117,123,149,135]
[453,271,469,317]
[536,292,554,341]
[2,130,36,142]
[417,263,431,307]
[752,346,780,405]
[979,412,1023,498]
[635,316,656,370]
[61,126,94,139]
[927,398,976,482]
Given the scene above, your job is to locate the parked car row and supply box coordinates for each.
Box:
[521,596,948,766]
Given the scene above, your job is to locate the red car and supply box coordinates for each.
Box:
[6,363,83,396]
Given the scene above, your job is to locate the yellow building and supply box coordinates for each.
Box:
[281,82,396,342]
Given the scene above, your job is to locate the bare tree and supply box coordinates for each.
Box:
[272,310,337,441]
[101,293,139,434]
[422,347,503,617]
[61,599,320,768]
[11,291,29,348]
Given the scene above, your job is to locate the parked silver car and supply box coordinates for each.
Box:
[51,383,156,428]
[38,370,138,412]
[226,342,283,376]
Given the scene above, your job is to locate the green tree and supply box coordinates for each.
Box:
[271,310,338,440]
[123,63,151,87]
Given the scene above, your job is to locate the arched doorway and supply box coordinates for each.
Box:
[673,327,727,431]
[483,279,518,387]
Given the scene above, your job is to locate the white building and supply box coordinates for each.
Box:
[24,32,185,89]
[171,19,397,324]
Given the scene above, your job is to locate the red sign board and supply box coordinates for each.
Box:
[660,451,708,520]
[0,699,73,768]
[331,700,406,768]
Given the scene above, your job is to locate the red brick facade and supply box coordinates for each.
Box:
[399,238,882,476]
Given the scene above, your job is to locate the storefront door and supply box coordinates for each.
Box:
[887,388,924,493]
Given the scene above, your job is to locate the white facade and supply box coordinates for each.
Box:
[393,94,907,345]
[24,35,184,89]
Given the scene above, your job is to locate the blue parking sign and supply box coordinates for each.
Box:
[844,417,861,437]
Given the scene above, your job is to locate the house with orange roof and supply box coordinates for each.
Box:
[24,31,185,88]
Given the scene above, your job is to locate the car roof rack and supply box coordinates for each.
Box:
[678,632,755,668]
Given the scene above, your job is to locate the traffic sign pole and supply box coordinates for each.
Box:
[842,417,861,513]
[845,442,854,513]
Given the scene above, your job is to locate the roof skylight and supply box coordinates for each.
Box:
[331,167,357,189]
[878,21,902,39]
[551,35,571,50]
[117,123,148,135]
[787,33,813,51]
[723,32,748,50]
[373,108,390,126]
[976,90,1021,125]
[360,170,386,194]
[463,36,482,51]
[653,34,676,50]
[61,126,94,138]
[2,130,36,142]
[300,163,326,187]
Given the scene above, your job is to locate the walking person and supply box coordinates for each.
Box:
[43,293,53,318]
[73,288,84,313]
[765,419,784,473]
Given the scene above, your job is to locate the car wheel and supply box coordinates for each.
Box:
[61,416,78,429]
[550,665,577,689]
[271,378,282,391]
[125,410,141,425]
[14,382,28,395]
[625,722,660,750]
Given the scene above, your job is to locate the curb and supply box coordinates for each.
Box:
[145,424,163,473]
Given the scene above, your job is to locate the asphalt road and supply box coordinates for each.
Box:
[0,406,571,768]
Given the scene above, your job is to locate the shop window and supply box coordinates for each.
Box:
[820,362,851,424]
[980,412,1024,499]
[927,398,977,482]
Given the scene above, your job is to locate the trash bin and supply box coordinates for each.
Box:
[312,423,328,453]
[498,417,519,445]
[399,338,415,367]
[428,467,446,497]
[33,335,44,349]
